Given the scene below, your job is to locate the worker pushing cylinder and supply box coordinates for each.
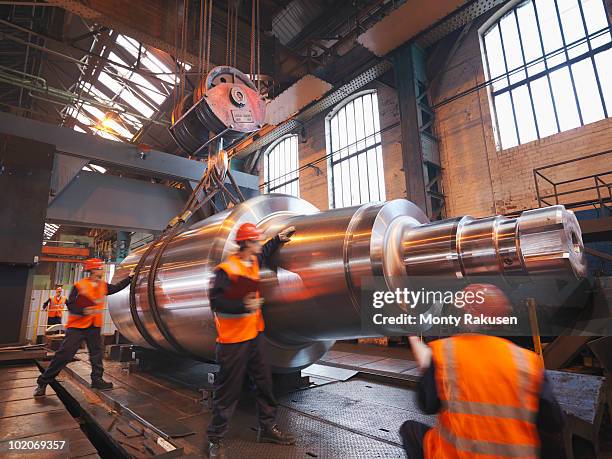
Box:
[108,194,587,372]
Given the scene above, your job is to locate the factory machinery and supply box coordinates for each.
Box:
[109,65,587,372]
[109,195,587,372]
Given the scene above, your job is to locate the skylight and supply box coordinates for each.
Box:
[43,223,60,240]
[61,31,189,145]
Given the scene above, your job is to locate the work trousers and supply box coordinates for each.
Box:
[206,334,277,440]
[37,326,104,385]
[47,316,62,326]
[399,420,430,459]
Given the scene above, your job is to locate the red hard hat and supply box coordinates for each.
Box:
[462,283,513,318]
[84,258,103,271]
[235,223,262,242]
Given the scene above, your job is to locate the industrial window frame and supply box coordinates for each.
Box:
[479,0,612,150]
[263,134,300,196]
[63,32,184,143]
[326,90,386,209]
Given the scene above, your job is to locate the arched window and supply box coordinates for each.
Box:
[481,0,612,150]
[326,90,386,208]
[263,134,300,196]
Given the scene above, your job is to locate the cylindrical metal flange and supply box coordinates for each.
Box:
[108,195,587,372]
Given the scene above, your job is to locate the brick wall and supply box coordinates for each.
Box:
[259,81,405,210]
[433,2,612,217]
[259,1,612,217]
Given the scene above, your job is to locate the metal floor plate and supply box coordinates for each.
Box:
[313,378,430,414]
[56,358,430,458]
[220,408,406,459]
[280,382,433,446]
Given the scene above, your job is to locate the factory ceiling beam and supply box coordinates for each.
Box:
[0,110,206,181]
[0,18,178,85]
[46,171,186,232]
[0,111,260,195]
[44,0,202,65]
[43,0,271,72]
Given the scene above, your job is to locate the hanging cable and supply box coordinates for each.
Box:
[202,0,208,74]
[233,1,239,68]
[250,0,255,78]
[198,0,204,75]
[225,0,231,65]
[173,0,180,108]
[206,0,213,73]
[256,0,261,91]
[180,0,189,101]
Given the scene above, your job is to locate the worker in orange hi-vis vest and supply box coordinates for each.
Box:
[401,284,565,459]
[34,258,134,397]
[42,285,66,331]
[206,223,296,459]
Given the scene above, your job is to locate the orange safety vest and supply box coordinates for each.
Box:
[424,335,543,459]
[48,295,66,318]
[66,278,107,329]
[213,254,265,343]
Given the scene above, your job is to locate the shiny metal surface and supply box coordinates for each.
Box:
[109,197,587,372]
[403,205,587,283]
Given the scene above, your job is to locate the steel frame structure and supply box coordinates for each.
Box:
[534,149,612,216]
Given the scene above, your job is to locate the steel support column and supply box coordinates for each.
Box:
[0,135,54,345]
[393,44,427,212]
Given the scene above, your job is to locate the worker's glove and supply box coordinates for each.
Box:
[129,268,136,278]
[278,226,296,243]
[244,293,264,312]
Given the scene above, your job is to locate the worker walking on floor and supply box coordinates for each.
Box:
[34,258,134,397]
[401,284,564,459]
[206,223,296,459]
[43,285,66,332]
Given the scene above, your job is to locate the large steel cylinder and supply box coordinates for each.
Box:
[108,195,587,371]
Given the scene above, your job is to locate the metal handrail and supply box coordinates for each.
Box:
[533,150,612,215]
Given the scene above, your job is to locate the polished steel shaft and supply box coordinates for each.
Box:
[108,195,586,371]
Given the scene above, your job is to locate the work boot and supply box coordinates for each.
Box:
[257,425,296,445]
[207,439,225,459]
[33,383,47,397]
[91,379,113,390]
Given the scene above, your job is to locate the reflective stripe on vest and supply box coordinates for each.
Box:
[437,424,538,457]
[424,335,543,459]
[66,278,107,329]
[213,254,264,344]
[48,295,66,318]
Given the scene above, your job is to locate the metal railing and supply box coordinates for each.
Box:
[27,290,116,343]
[534,150,612,217]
